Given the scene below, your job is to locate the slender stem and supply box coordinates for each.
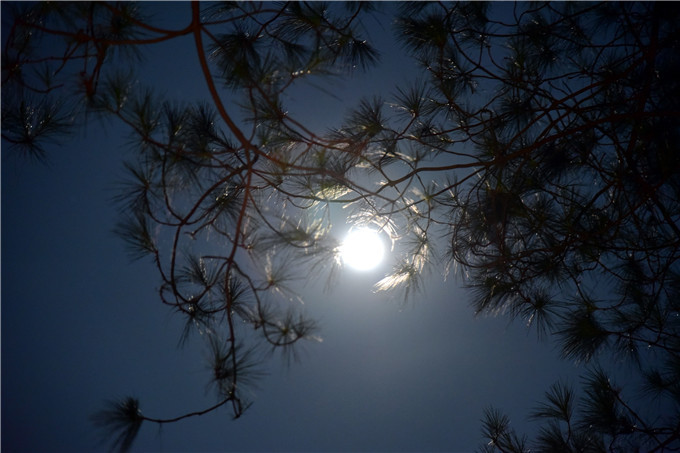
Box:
[142,397,232,424]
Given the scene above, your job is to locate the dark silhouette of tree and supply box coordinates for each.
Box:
[3,2,679,451]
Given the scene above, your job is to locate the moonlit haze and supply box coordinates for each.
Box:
[4,2,674,452]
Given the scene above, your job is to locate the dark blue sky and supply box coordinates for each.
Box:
[2,3,586,452]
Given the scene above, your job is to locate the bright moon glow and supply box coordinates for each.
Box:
[341,229,385,271]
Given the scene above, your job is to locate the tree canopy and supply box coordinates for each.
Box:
[3,1,679,451]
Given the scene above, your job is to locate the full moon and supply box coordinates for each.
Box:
[341,228,385,271]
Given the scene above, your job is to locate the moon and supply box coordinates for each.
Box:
[341,228,385,271]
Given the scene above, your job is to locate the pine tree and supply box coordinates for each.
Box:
[3,2,679,451]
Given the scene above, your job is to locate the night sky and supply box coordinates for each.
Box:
[2,3,587,452]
